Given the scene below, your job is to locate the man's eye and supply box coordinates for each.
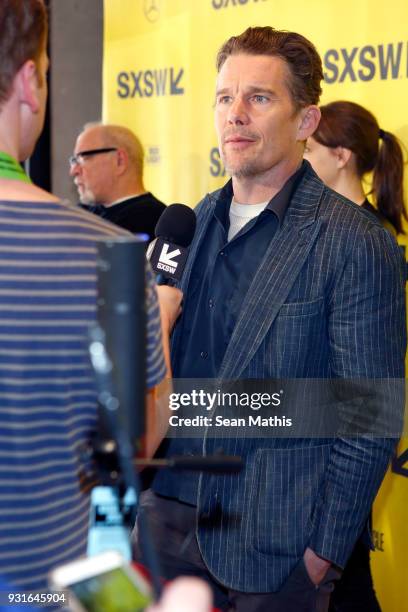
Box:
[217,96,232,104]
[252,95,268,103]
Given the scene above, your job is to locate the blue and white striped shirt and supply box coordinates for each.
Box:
[0,199,165,591]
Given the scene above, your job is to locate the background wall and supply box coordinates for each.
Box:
[50,0,103,203]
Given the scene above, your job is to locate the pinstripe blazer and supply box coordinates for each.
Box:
[171,163,406,592]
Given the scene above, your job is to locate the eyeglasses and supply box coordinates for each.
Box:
[69,147,117,168]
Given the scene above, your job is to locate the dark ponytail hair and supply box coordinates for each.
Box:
[313,101,407,233]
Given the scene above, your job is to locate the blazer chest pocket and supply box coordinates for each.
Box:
[250,444,331,559]
[278,297,324,318]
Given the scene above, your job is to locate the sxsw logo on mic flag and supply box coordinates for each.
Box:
[148,238,189,280]
[158,244,180,274]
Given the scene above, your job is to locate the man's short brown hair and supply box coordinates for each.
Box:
[216,26,323,110]
[0,0,48,107]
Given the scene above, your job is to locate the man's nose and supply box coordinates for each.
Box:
[227,97,249,125]
[69,161,81,177]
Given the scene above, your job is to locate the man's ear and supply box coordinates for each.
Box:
[15,60,41,113]
[115,148,129,175]
[297,105,321,141]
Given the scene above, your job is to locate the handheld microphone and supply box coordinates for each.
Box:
[147,204,196,285]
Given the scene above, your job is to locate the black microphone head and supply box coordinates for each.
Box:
[155,203,196,247]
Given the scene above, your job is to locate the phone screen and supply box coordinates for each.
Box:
[70,566,151,612]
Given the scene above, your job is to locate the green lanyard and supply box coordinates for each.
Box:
[0,151,31,183]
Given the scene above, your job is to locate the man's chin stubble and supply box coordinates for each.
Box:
[78,190,96,205]
[222,150,261,179]
[225,162,260,179]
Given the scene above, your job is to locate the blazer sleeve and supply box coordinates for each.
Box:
[308,224,406,567]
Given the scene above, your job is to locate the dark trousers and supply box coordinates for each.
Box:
[132,490,341,612]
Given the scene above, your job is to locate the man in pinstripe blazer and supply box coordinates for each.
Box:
[134,26,406,611]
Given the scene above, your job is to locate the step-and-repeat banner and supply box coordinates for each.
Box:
[103,2,408,610]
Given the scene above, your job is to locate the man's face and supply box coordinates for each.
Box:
[214,54,306,180]
[70,128,118,205]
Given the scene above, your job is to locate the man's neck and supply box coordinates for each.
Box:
[0,99,23,161]
[0,120,57,202]
[0,132,19,162]
[231,156,303,205]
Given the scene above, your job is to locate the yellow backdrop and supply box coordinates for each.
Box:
[103,2,408,609]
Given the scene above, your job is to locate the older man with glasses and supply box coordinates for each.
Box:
[70,123,166,240]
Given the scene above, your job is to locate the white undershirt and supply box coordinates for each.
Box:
[228,198,269,241]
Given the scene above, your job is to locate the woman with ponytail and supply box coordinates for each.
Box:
[305,101,407,611]
[304,100,407,235]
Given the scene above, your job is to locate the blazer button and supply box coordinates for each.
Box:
[200,351,208,359]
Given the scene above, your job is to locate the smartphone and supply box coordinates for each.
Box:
[49,551,152,612]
